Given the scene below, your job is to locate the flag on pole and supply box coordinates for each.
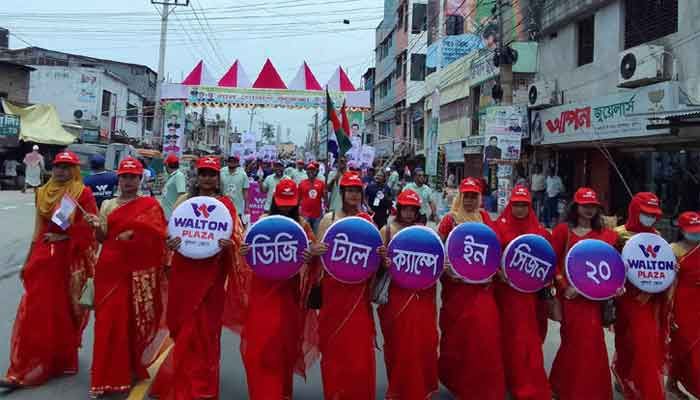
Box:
[51,194,78,231]
[340,100,351,137]
[326,90,352,161]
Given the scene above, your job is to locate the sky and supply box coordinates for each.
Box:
[2,0,383,146]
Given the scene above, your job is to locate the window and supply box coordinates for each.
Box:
[446,15,464,36]
[126,103,138,123]
[578,15,595,66]
[101,90,112,115]
[624,0,678,49]
[410,54,426,81]
[412,3,427,34]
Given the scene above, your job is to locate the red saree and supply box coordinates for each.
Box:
[437,211,506,400]
[670,243,700,398]
[317,211,376,400]
[549,223,618,400]
[150,196,240,400]
[5,187,97,386]
[238,221,320,399]
[378,222,439,400]
[90,196,168,396]
[494,203,552,400]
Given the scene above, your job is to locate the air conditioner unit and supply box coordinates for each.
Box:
[528,80,558,108]
[619,44,667,88]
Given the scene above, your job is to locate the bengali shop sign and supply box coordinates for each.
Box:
[502,234,557,293]
[565,239,626,300]
[244,215,309,281]
[446,222,502,283]
[321,217,383,284]
[388,226,445,290]
[168,196,233,259]
[621,233,676,293]
[531,81,679,145]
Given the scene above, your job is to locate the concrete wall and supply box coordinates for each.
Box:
[0,64,30,104]
[536,0,700,106]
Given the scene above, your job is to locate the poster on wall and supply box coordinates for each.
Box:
[482,106,524,162]
[242,131,257,161]
[163,102,185,157]
[426,90,440,176]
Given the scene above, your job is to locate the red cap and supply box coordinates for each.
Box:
[117,157,144,176]
[635,192,662,216]
[339,172,363,188]
[574,187,601,206]
[398,189,422,207]
[165,153,179,166]
[196,156,221,172]
[274,179,299,207]
[296,159,305,165]
[356,212,374,223]
[678,212,700,234]
[307,161,319,170]
[53,151,80,166]
[510,185,531,204]
[460,177,482,194]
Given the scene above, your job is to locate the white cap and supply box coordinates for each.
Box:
[32,145,39,151]
[385,167,391,172]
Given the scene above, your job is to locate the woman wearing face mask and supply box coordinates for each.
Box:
[436,177,506,399]
[84,157,168,398]
[315,171,386,399]
[493,185,552,400]
[549,188,619,400]
[149,156,242,400]
[611,192,667,400]
[377,189,439,400]
[236,179,320,399]
[0,151,97,390]
[667,211,700,400]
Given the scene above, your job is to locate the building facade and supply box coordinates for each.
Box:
[0,61,34,105]
[530,0,700,224]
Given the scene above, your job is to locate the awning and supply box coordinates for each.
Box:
[1,99,76,145]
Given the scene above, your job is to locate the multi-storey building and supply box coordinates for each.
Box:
[529,0,700,222]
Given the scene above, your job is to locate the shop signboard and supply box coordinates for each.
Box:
[531,81,679,145]
[0,114,20,137]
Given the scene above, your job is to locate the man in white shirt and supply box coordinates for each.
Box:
[544,168,564,228]
[220,156,249,223]
[292,160,308,184]
[530,165,546,220]
[261,160,286,212]
[402,168,437,222]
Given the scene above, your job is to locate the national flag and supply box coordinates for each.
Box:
[326,91,352,158]
[340,100,351,137]
[51,194,78,231]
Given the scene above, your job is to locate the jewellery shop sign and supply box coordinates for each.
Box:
[531,81,680,145]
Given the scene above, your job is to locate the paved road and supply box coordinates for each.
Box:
[0,190,625,399]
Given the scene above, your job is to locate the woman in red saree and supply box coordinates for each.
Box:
[236,179,320,399]
[377,189,439,400]
[150,156,241,400]
[611,192,667,400]
[493,185,551,400]
[667,211,700,399]
[0,151,97,389]
[315,172,382,399]
[84,157,168,397]
[549,188,619,400]
[437,177,506,399]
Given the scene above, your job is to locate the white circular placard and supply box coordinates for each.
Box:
[622,232,676,293]
[168,196,234,260]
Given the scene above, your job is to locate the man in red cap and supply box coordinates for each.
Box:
[1,151,97,390]
[161,153,187,219]
[292,159,308,184]
[299,161,325,232]
[260,160,286,213]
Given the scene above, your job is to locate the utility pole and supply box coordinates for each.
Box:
[152,0,189,148]
[313,112,319,159]
[497,0,514,105]
[248,106,257,134]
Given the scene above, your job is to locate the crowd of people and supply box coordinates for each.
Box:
[0,149,699,400]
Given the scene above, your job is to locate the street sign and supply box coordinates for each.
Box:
[0,114,20,137]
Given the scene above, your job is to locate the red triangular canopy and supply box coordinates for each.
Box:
[182,60,204,85]
[288,61,323,91]
[338,67,356,91]
[252,59,287,89]
[218,60,251,88]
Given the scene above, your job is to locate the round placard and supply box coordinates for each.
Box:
[321,217,383,284]
[168,196,234,260]
[565,239,626,301]
[388,226,445,290]
[502,234,557,293]
[621,232,676,293]
[244,215,309,281]
[445,222,501,283]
